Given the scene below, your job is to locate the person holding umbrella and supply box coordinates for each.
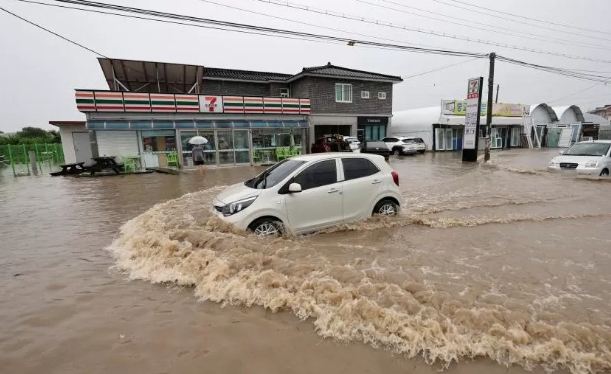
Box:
[189,135,208,171]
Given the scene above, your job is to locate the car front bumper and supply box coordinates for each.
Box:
[211,199,250,230]
[547,165,604,175]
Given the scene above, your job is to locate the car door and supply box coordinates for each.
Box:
[383,137,399,150]
[284,158,344,233]
[340,157,383,222]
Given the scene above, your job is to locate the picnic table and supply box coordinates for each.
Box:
[90,156,122,176]
[50,162,88,176]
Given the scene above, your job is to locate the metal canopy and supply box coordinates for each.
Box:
[98,58,204,94]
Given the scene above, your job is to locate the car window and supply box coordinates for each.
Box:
[245,159,306,189]
[293,159,337,191]
[383,137,398,142]
[341,158,380,181]
[564,143,611,156]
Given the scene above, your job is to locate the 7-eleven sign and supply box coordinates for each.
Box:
[200,96,224,113]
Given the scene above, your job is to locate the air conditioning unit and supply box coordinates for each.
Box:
[280,88,290,98]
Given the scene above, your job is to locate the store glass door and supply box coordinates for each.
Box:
[234,130,250,164]
[217,130,235,165]
[435,128,445,150]
[445,129,454,151]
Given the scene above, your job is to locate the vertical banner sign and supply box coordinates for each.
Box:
[463,77,483,150]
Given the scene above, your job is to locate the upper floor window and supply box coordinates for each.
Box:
[378,92,387,100]
[335,83,352,103]
[361,91,370,99]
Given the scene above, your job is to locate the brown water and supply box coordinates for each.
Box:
[1,149,611,374]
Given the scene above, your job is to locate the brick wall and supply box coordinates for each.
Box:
[294,77,393,114]
[269,83,290,97]
[201,80,270,96]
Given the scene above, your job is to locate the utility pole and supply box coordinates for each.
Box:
[484,52,496,162]
[495,84,499,103]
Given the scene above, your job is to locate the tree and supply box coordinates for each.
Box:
[48,130,61,143]
[0,130,4,134]
[17,127,50,139]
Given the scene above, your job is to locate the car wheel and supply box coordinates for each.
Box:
[601,168,609,177]
[392,148,402,156]
[249,218,282,237]
[373,199,399,216]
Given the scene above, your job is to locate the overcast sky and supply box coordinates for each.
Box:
[1,0,611,132]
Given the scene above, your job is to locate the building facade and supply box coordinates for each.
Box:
[57,58,401,168]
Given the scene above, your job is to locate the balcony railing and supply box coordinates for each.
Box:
[75,90,311,115]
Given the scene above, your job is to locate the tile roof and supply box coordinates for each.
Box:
[298,62,403,82]
[203,67,293,82]
[203,63,402,83]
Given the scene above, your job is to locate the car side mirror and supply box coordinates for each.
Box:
[288,183,302,193]
[559,150,565,155]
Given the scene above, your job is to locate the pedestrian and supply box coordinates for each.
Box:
[191,145,205,171]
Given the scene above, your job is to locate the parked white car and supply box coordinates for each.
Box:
[212,153,402,236]
[382,136,420,155]
[344,136,361,152]
[548,140,611,176]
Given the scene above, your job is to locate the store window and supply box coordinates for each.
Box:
[252,128,305,164]
[180,130,216,166]
[358,125,386,141]
[141,130,176,168]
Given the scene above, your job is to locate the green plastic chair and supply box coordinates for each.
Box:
[122,157,138,173]
[290,147,301,157]
[275,147,287,161]
[167,151,179,167]
[253,150,260,163]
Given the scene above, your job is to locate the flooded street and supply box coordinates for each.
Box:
[1,149,611,374]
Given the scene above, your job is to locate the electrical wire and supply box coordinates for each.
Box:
[26,0,488,58]
[403,57,479,79]
[246,0,611,63]
[357,0,611,52]
[440,0,611,37]
[0,4,106,56]
[5,0,611,85]
[195,0,438,50]
[428,0,611,42]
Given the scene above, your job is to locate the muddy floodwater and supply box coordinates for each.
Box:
[1,149,611,374]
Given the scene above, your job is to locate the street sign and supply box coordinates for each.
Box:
[463,77,483,150]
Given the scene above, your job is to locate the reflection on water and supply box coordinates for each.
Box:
[1,149,611,374]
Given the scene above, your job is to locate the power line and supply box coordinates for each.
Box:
[360,0,611,52]
[403,57,479,79]
[26,0,488,57]
[0,4,106,56]
[428,0,611,43]
[6,0,611,85]
[196,0,438,50]
[247,0,611,63]
[441,0,611,37]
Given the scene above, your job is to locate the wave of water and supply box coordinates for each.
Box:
[107,187,611,374]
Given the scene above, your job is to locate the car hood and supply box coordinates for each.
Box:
[552,155,602,165]
[214,182,261,204]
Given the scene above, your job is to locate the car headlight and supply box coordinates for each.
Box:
[222,196,257,216]
[585,160,599,168]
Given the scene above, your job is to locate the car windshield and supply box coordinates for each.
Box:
[564,143,611,156]
[244,159,306,189]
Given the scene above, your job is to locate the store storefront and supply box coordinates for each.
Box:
[357,116,389,141]
[86,119,308,168]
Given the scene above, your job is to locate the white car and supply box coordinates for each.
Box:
[212,153,402,236]
[405,137,426,153]
[344,136,361,152]
[381,136,419,155]
[548,140,611,176]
